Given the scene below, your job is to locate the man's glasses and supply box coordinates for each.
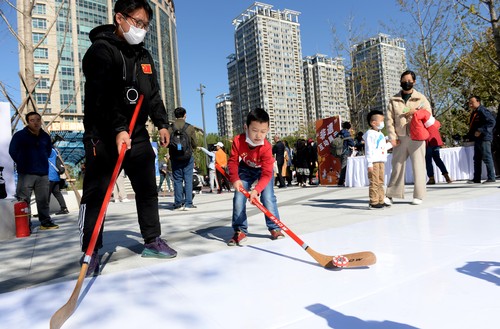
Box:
[122,13,149,30]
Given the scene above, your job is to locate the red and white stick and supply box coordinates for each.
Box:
[50,95,144,329]
[216,164,376,269]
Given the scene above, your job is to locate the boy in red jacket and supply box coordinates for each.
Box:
[227,108,285,246]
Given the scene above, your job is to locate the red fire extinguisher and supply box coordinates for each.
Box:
[14,201,31,238]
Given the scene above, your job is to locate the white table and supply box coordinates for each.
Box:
[345,146,485,187]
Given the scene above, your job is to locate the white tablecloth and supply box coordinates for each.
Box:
[345,146,484,187]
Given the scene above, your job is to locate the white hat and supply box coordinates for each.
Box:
[216,142,224,147]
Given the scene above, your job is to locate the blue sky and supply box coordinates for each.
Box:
[0,0,405,133]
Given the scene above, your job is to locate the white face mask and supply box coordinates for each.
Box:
[245,130,264,147]
[377,122,385,130]
[121,21,147,45]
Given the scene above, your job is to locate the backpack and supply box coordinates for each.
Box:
[330,135,345,158]
[56,156,65,174]
[168,123,192,161]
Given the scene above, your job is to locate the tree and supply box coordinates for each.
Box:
[0,0,76,130]
[396,0,460,117]
[452,0,500,105]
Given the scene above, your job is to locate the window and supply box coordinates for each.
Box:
[32,18,47,30]
[32,33,47,45]
[34,48,48,59]
[34,93,50,104]
[60,66,74,76]
[34,63,49,75]
[37,78,50,89]
[33,4,46,15]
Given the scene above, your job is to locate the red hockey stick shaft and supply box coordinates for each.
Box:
[50,95,144,329]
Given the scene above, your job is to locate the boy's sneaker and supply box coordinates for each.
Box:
[270,229,285,240]
[142,237,177,258]
[80,251,100,277]
[368,204,384,210]
[40,221,59,230]
[227,231,247,246]
[184,205,197,211]
[383,197,393,205]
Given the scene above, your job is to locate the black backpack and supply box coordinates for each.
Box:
[169,123,192,161]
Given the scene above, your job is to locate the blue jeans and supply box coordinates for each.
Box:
[232,164,280,234]
[473,140,496,181]
[171,156,194,207]
[425,146,448,177]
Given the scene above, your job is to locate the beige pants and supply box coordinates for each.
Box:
[368,162,385,205]
[386,135,426,200]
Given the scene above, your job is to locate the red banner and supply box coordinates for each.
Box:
[315,116,342,185]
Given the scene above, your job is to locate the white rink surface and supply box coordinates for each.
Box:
[1,193,499,329]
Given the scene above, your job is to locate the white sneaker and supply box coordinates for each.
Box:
[411,198,422,205]
[384,197,393,205]
[121,198,131,203]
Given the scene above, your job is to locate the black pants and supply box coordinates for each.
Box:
[79,139,161,252]
[49,180,67,209]
[216,167,231,192]
[275,160,286,187]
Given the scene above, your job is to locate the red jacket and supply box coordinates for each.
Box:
[227,134,275,193]
[410,110,443,146]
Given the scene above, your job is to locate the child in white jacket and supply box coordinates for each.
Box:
[363,110,392,209]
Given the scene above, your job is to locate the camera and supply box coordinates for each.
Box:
[124,86,139,105]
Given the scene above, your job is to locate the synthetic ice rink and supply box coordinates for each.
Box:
[0,182,499,329]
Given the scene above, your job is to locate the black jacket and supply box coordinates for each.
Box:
[82,25,169,144]
[468,105,496,142]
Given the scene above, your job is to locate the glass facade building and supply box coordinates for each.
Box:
[17,0,180,131]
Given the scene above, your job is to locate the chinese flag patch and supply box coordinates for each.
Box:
[141,64,152,74]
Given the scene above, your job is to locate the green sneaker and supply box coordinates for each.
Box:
[142,237,177,258]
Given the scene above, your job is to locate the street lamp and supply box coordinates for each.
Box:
[197,83,208,150]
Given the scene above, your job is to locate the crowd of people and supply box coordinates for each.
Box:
[7,0,498,278]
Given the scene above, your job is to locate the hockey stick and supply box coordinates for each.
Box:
[50,95,144,329]
[216,164,376,269]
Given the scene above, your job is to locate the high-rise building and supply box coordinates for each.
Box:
[227,2,306,137]
[17,0,180,131]
[215,93,234,137]
[303,54,349,122]
[350,33,406,130]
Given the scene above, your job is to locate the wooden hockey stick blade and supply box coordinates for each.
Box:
[306,248,376,268]
[50,263,88,329]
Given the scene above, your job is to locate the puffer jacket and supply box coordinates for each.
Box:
[386,90,431,142]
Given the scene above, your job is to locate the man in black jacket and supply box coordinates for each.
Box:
[467,96,496,183]
[272,135,286,188]
[9,112,59,230]
[79,0,176,276]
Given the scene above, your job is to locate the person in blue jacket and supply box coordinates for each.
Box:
[9,111,59,230]
[48,147,69,215]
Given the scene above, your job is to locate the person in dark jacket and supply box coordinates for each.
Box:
[293,139,310,187]
[466,96,496,183]
[337,121,355,186]
[79,0,176,277]
[307,138,318,185]
[272,135,286,188]
[9,111,59,230]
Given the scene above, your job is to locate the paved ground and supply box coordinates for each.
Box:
[0,179,499,328]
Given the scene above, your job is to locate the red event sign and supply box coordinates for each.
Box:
[315,116,342,185]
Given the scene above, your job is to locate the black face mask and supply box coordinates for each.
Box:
[401,82,414,91]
